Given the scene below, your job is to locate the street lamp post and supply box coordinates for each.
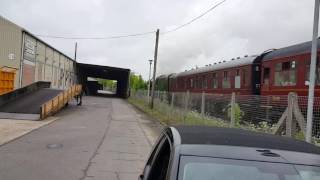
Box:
[147,59,153,103]
[306,0,320,143]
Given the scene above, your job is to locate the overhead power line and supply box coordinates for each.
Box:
[161,0,226,35]
[34,31,156,40]
[34,0,226,40]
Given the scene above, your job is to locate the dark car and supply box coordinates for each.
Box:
[139,126,320,180]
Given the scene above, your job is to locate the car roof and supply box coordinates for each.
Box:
[172,126,320,155]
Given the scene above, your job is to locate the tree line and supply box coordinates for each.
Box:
[97,72,148,91]
[129,72,148,91]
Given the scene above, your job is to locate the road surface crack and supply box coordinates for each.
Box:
[78,102,113,180]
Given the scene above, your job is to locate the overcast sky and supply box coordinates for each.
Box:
[0,0,315,79]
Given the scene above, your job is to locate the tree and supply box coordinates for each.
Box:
[97,78,117,91]
[130,73,147,91]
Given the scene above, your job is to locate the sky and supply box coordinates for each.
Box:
[0,0,316,79]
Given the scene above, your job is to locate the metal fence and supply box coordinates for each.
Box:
[130,90,320,142]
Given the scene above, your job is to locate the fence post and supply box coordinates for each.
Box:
[201,91,205,117]
[266,96,270,122]
[171,92,175,108]
[184,91,190,112]
[273,92,307,137]
[286,93,295,137]
[230,92,236,127]
[157,91,160,100]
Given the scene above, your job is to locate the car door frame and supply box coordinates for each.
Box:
[139,128,174,180]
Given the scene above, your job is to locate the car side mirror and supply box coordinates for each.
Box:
[138,174,144,180]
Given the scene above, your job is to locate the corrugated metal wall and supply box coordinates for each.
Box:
[21,34,77,89]
[35,41,45,81]
[0,16,22,89]
[22,34,36,86]
[0,16,76,90]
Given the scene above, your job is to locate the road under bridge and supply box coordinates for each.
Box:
[77,63,130,98]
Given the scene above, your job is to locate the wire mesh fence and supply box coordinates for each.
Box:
[130,90,320,143]
[297,96,320,138]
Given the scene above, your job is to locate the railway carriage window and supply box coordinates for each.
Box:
[242,69,248,87]
[190,78,193,88]
[263,68,270,85]
[176,80,178,89]
[211,73,218,89]
[186,79,188,88]
[235,69,241,89]
[196,78,198,89]
[203,76,208,89]
[198,77,203,89]
[195,78,199,89]
[274,61,296,86]
[305,58,320,85]
[223,71,231,88]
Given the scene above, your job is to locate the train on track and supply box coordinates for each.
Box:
[156,39,320,97]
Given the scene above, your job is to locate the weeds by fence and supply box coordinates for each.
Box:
[129,90,320,144]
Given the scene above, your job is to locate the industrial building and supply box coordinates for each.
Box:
[0,16,130,98]
[0,15,76,94]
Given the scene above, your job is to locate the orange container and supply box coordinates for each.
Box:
[0,69,16,95]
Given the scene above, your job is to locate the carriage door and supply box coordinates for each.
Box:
[253,65,261,95]
[262,67,270,92]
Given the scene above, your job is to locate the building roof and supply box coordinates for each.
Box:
[173,126,320,154]
[175,55,258,78]
[262,39,320,61]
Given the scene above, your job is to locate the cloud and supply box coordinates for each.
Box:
[0,0,315,79]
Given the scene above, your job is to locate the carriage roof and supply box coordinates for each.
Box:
[174,55,258,78]
[262,39,320,61]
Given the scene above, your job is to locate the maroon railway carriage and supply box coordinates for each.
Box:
[155,40,320,130]
[168,55,263,95]
[166,39,320,97]
[260,40,320,97]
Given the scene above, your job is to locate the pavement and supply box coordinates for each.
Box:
[0,112,41,120]
[0,96,163,180]
[0,117,58,145]
[0,88,62,114]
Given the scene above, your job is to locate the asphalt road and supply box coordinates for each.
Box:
[0,96,163,180]
[0,88,62,114]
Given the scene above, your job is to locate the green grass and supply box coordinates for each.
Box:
[129,97,235,128]
[128,97,284,133]
[128,95,320,146]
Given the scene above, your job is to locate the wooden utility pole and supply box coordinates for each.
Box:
[147,59,153,103]
[74,42,78,61]
[74,42,78,84]
[150,29,160,109]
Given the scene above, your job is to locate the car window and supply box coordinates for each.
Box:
[146,137,171,180]
[178,156,320,180]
